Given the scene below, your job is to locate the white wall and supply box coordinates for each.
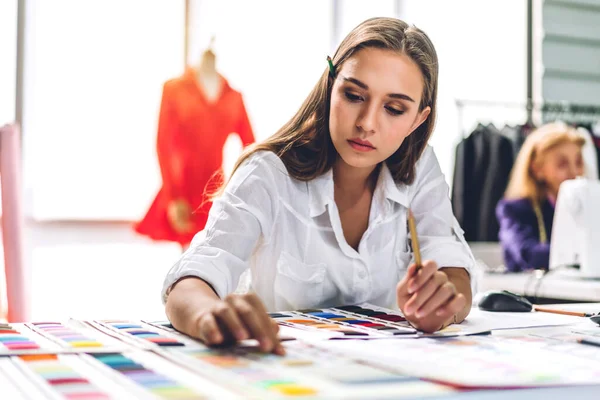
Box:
[0,0,18,218]
[400,0,527,183]
[0,0,17,125]
[336,0,398,48]
[193,0,527,185]
[188,0,333,144]
[22,0,185,220]
[19,0,526,220]
[542,0,600,105]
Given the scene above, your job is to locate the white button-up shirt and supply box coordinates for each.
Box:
[162,146,477,311]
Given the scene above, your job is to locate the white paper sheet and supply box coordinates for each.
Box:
[313,334,600,388]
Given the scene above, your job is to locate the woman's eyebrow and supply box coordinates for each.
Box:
[341,76,415,102]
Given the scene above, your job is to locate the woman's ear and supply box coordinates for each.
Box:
[409,106,431,135]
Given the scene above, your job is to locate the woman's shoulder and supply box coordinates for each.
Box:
[242,150,288,175]
[410,145,441,185]
[229,150,292,189]
[417,144,435,165]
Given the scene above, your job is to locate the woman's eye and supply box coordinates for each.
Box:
[385,106,404,116]
[344,91,362,102]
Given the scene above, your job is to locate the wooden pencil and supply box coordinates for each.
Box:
[407,208,422,269]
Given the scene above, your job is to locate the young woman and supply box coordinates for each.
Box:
[497,122,585,272]
[162,17,476,355]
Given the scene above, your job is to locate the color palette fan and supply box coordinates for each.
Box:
[270,304,417,339]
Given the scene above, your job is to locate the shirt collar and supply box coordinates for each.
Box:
[378,162,410,208]
[307,163,410,218]
[308,168,334,217]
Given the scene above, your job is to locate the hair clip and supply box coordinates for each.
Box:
[327,56,335,77]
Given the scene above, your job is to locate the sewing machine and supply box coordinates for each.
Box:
[549,178,600,279]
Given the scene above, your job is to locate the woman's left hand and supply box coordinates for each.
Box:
[396,260,466,333]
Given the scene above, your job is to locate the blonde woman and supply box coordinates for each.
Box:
[496,122,585,272]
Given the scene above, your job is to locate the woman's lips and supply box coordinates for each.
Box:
[348,139,375,152]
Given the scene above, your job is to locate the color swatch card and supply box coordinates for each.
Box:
[316,334,600,388]
[2,351,240,399]
[0,322,55,354]
[88,320,203,350]
[87,350,242,399]
[270,304,417,340]
[1,321,130,355]
[26,320,127,353]
[160,338,453,399]
[11,353,116,399]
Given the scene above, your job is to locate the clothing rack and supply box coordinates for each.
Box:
[540,102,600,115]
[455,99,600,136]
[456,99,600,113]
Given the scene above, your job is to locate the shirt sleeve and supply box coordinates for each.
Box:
[161,152,280,303]
[409,146,479,295]
[496,200,550,271]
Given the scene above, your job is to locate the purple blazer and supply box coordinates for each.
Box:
[495,198,554,272]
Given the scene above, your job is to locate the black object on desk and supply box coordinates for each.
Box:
[591,315,600,326]
[478,290,533,312]
[579,337,600,348]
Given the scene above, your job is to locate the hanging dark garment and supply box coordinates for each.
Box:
[500,123,532,158]
[577,123,600,178]
[452,125,515,242]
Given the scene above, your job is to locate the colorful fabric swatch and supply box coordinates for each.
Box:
[271,304,416,338]
[31,322,105,349]
[0,322,40,351]
[91,353,203,399]
[19,354,110,399]
[1,315,453,398]
[99,321,185,347]
[184,347,319,397]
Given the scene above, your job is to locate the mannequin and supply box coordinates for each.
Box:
[167,38,223,245]
[196,37,222,103]
[135,37,256,250]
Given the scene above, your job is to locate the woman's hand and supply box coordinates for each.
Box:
[396,260,467,333]
[191,292,284,355]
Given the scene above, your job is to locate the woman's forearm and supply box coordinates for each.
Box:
[165,277,220,336]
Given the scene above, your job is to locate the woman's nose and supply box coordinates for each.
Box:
[356,103,377,134]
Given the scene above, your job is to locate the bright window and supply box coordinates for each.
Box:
[400,0,526,182]
[336,0,398,45]
[0,0,17,125]
[188,0,333,148]
[22,0,185,220]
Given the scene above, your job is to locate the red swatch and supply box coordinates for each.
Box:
[145,337,180,344]
[48,377,90,385]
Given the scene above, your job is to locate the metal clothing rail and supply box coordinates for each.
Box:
[455,99,600,114]
[455,99,600,137]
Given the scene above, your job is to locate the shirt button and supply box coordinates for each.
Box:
[358,269,366,279]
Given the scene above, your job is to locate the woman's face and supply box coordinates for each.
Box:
[329,47,431,172]
[535,142,584,197]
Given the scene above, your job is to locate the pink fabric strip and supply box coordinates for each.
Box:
[0,123,29,322]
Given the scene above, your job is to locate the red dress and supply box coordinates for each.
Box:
[135,68,255,245]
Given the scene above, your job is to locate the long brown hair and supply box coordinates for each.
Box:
[504,121,585,201]
[212,17,438,199]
